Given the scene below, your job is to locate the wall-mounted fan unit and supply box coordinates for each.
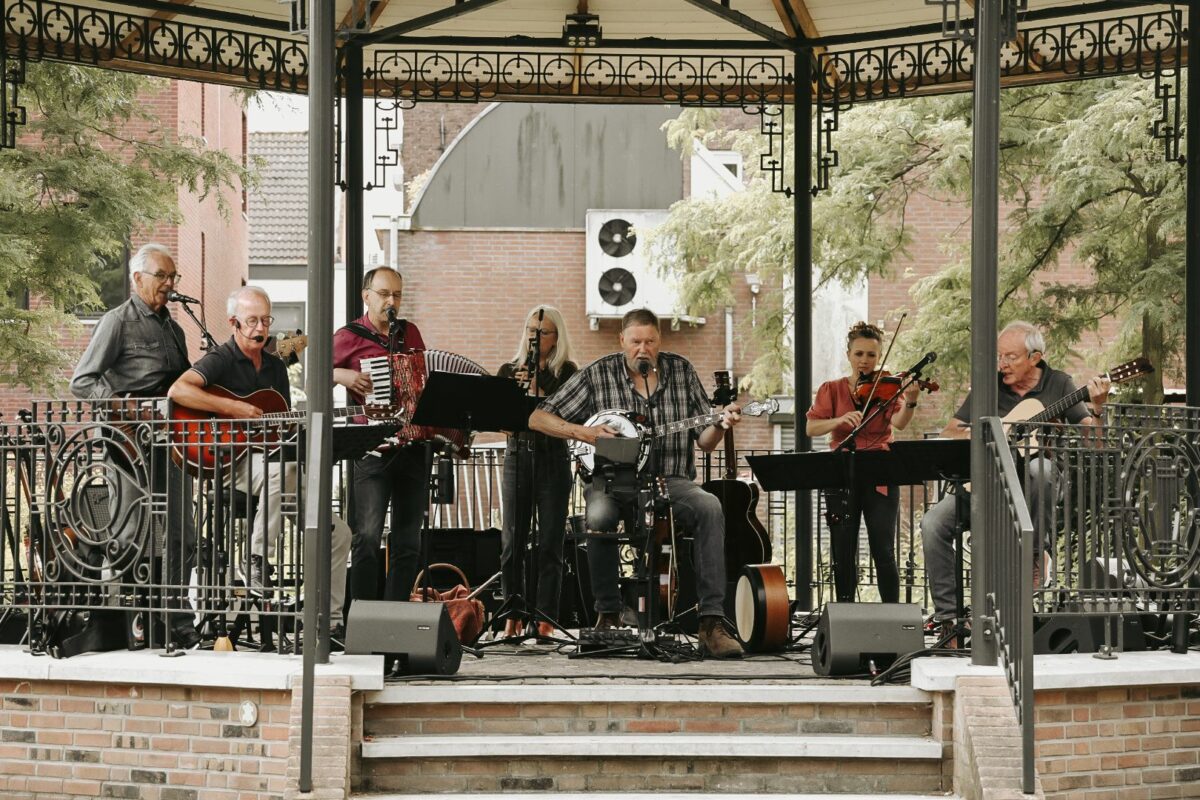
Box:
[584,209,703,329]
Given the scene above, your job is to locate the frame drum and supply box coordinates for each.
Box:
[734,564,789,652]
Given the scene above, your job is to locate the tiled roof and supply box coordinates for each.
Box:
[248,131,308,265]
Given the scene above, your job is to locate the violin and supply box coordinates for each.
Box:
[853,370,939,409]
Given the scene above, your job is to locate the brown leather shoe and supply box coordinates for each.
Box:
[503,618,525,638]
[536,621,555,639]
[595,611,622,630]
[698,616,743,660]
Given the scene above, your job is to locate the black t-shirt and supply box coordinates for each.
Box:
[190,337,292,409]
[953,360,1089,424]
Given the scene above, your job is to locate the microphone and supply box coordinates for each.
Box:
[637,358,652,378]
[233,320,265,344]
[908,351,937,375]
[433,433,466,459]
[386,306,397,323]
[166,291,200,304]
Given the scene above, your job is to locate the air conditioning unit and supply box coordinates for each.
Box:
[584,209,704,329]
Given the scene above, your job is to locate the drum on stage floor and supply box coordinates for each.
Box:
[734,563,789,652]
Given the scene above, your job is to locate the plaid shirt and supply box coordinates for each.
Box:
[539,351,712,479]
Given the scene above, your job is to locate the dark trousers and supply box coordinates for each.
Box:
[825,485,900,603]
[500,443,573,621]
[349,445,428,602]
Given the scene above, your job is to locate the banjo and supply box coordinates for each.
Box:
[571,398,780,478]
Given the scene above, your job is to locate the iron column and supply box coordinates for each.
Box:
[795,50,814,610]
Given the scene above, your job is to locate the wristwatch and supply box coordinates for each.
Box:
[906,402,918,409]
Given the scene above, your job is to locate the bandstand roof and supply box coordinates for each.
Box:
[5,0,1186,104]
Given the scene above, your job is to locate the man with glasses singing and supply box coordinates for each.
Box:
[333,266,428,603]
[72,243,199,647]
[920,321,1111,644]
[169,287,351,640]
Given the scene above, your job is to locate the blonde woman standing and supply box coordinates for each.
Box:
[495,306,579,638]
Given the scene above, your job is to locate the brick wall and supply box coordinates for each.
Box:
[393,227,775,451]
[0,680,292,799]
[1035,684,1200,798]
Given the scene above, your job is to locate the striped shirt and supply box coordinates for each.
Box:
[539,351,712,479]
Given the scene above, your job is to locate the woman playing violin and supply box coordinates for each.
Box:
[805,321,920,603]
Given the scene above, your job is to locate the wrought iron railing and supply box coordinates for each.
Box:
[981,415,1036,794]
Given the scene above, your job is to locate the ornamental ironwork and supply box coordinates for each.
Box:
[0,37,26,149]
[369,50,790,106]
[1,0,308,102]
[814,10,1186,192]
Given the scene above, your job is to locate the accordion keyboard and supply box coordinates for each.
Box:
[360,355,392,406]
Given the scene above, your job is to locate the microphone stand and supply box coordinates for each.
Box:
[637,359,667,655]
[176,301,217,351]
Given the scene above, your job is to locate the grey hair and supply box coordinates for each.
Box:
[1000,320,1045,356]
[227,285,271,317]
[509,305,574,377]
[128,243,174,279]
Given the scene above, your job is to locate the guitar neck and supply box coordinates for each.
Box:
[258,405,366,422]
[1026,385,1090,424]
[652,411,724,438]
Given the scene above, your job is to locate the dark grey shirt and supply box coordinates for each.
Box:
[953,360,1090,424]
[70,294,190,399]
[540,351,712,479]
[190,336,292,408]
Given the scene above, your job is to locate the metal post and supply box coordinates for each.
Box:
[300,0,336,792]
[794,50,814,610]
[1188,1,1200,404]
[970,0,1001,668]
[345,41,365,324]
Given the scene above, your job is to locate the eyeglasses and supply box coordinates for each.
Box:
[997,351,1030,365]
[372,289,404,302]
[143,271,180,283]
[527,327,558,337]
[238,316,274,329]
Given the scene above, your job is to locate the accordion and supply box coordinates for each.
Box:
[360,349,488,450]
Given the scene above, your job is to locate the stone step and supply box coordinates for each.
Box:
[362,683,935,739]
[361,733,943,760]
[354,794,962,799]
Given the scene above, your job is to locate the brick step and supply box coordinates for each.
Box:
[361,733,943,759]
[363,683,935,739]
[354,794,963,799]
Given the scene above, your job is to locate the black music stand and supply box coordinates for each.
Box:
[747,439,972,643]
[409,373,532,649]
[330,422,402,463]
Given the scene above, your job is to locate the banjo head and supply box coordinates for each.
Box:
[572,410,648,477]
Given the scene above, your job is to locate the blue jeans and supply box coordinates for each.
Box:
[585,475,727,619]
[500,442,573,620]
[349,445,428,602]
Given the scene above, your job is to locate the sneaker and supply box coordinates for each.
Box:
[248,556,272,594]
[172,626,203,651]
[698,616,744,660]
[329,624,346,652]
[940,619,970,650]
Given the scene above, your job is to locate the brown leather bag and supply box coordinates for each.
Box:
[409,563,486,644]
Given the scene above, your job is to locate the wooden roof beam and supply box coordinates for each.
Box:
[358,0,513,45]
[679,0,795,51]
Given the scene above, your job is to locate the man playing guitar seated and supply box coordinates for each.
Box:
[168,287,351,638]
[921,320,1111,643]
[529,308,745,659]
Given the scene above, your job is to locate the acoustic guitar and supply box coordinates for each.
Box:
[962,356,1153,491]
[700,372,772,574]
[169,386,397,475]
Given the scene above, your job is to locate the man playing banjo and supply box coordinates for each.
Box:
[528,308,745,659]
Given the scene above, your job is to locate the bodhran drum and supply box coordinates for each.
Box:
[735,564,790,652]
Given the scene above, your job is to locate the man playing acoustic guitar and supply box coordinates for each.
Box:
[169,286,351,639]
[921,321,1112,644]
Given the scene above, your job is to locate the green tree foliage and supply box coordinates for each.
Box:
[649,76,1182,403]
[0,63,252,390]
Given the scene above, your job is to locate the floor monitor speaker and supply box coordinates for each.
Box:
[345,600,461,675]
[1033,614,1147,655]
[812,602,923,677]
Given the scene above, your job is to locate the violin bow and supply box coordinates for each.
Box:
[861,312,906,410]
